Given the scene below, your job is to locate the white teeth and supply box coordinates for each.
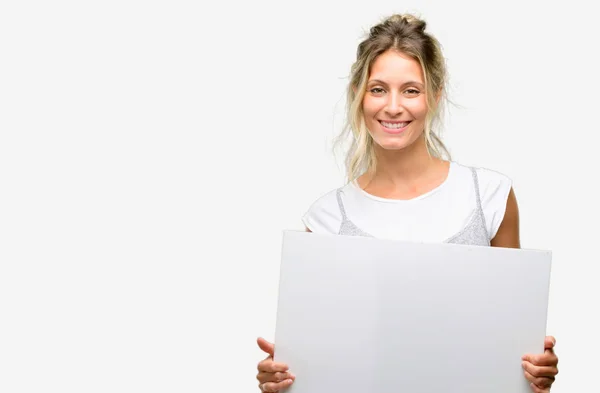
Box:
[381,121,409,129]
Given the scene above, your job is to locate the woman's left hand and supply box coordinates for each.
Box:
[521,336,559,392]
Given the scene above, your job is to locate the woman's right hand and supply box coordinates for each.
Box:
[256,337,295,392]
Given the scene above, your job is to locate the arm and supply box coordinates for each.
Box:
[490,187,520,249]
[493,188,559,392]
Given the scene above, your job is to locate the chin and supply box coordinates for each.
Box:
[374,139,411,151]
[372,132,422,152]
[378,144,405,151]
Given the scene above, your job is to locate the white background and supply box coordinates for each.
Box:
[0,1,597,392]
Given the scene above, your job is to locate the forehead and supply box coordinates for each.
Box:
[368,50,424,84]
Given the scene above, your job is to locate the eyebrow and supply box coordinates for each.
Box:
[367,79,424,87]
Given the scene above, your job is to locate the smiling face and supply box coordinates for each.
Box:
[362,49,430,152]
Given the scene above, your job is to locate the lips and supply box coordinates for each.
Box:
[380,120,411,129]
[378,120,411,134]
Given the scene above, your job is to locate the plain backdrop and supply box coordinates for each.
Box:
[0,1,597,392]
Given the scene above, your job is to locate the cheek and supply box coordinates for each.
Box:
[404,99,428,119]
[362,97,382,117]
[361,104,373,118]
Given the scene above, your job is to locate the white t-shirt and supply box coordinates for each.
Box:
[302,161,512,243]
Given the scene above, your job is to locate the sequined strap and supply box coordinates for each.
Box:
[470,167,489,238]
[335,188,348,221]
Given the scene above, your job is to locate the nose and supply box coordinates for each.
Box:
[385,92,404,116]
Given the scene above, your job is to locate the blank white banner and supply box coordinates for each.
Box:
[275,231,552,393]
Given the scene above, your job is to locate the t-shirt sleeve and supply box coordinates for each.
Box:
[301,189,343,234]
[476,167,513,239]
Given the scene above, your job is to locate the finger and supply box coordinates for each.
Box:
[257,371,295,384]
[544,336,556,350]
[523,370,554,390]
[544,347,557,362]
[257,337,275,357]
[257,358,289,373]
[259,378,294,392]
[529,383,549,393]
[522,352,559,367]
[522,361,559,378]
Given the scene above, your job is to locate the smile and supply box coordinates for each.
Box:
[379,120,411,133]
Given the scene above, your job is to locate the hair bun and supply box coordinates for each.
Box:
[384,14,427,33]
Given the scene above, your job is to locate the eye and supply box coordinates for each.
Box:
[369,87,386,95]
[403,88,421,97]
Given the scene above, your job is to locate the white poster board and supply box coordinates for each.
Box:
[274,231,552,393]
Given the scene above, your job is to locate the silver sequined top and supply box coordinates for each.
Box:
[335,167,490,246]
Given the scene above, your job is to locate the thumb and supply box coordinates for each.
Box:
[257,337,274,357]
[544,336,556,350]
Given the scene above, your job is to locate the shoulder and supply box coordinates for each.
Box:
[450,162,513,202]
[473,165,513,196]
[450,162,513,239]
[469,164,514,239]
[301,186,347,234]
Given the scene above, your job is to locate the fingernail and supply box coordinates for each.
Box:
[521,362,526,368]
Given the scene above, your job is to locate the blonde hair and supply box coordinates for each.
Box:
[336,14,451,183]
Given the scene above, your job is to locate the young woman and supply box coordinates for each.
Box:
[255,13,559,393]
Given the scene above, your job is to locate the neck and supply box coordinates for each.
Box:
[370,135,441,184]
